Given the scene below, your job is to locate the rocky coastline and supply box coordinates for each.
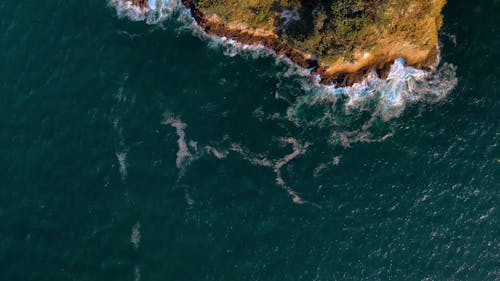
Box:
[127,0,443,87]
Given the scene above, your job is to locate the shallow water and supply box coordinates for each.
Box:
[0,0,498,280]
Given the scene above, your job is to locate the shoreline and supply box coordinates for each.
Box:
[129,0,441,87]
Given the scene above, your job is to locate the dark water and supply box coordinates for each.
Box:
[1,0,498,280]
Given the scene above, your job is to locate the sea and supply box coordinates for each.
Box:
[0,0,498,280]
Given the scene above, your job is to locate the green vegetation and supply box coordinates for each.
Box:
[194,0,300,29]
[194,0,446,69]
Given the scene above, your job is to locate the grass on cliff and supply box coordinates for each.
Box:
[194,0,300,29]
[194,0,445,65]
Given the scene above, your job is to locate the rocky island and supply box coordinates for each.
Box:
[126,0,446,86]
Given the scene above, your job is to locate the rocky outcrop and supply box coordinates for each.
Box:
[127,0,444,86]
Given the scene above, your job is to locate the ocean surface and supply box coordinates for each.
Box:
[1,0,499,280]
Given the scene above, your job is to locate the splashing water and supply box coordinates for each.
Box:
[311,57,457,120]
[109,0,188,24]
[109,0,457,131]
[110,0,458,204]
[284,57,458,147]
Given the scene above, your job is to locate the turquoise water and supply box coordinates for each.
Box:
[1,0,499,280]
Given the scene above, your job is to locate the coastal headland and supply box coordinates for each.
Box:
[126,0,446,86]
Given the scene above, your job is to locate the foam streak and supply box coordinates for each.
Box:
[274,137,308,204]
[163,117,191,169]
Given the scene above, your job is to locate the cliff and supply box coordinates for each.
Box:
[128,0,446,86]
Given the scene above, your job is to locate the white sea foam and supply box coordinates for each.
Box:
[161,114,212,207]
[302,57,457,119]
[273,137,309,204]
[111,1,459,206]
[109,0,148,21]
[283,55,457,147]
[110,0,456,114]
[116,151,128,181]
[209,37,272,59]
[313,156,340,178]
[109,0,456,121]
[205,146,229,159]
[113,117,129,182]
[230,139,321,207]
[215,39,456,134]
[230,143,273,168]
[159,113,316,205]
[130,221,141,250]
[206,41,457,136]
[479,207,495,221]
[109,0,192,25]
[162,114,191,169]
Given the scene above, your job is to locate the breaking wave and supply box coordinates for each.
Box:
[109,0,190,24]
[295,57,458,122]
[110,0,458,204]
[283,57,458,147]
[109,0,457,128]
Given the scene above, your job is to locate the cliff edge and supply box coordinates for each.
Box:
[127,0,446,86]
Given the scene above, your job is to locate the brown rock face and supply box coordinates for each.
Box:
[181,1,318,69]
[179,0,440,86]
[132,0,148,9]
[125,0,443,86]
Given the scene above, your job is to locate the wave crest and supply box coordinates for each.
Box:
[108,0,187,24]
[283,57,457,146]
[110,0,458,147]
